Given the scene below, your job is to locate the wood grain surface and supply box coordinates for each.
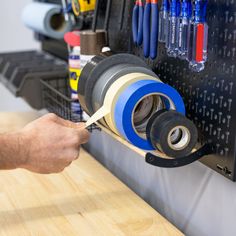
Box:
[0,112,183,236]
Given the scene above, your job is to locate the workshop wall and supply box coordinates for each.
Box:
[1,0,236,235]
[0,0,39,111]
[86,132,236,236]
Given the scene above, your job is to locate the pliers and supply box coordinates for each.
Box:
[143,0,159,59]
[132,0,144,46]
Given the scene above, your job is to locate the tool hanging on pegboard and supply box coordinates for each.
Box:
[131,0,209,71]
[143,0,159,59]
[188,0,208,72]
[132,0,159,60]
[76,53,213,167]
[72,0,96,16]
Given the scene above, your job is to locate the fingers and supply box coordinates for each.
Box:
[77,128,90,144]
[45,114,90,143]
[53,115,78,128]
[47,114,88,132]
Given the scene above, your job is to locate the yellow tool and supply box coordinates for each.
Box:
[72,0,96,16]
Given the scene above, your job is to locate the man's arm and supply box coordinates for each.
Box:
[0,132,25,170]
[0,113,90,174]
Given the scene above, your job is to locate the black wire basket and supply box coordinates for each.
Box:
[40,74,99,132]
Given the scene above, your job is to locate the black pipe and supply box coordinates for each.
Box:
[92,0,100,32]
[118,0,126,30]
[104,0,112,31]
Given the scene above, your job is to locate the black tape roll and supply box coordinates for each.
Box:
[92,64,157,113]
[146,110,198,158]
[84,54,149,115]
[78,55,105,114]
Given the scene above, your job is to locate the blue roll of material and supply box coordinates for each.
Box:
[22,2,72,39]
[114,80,185,150]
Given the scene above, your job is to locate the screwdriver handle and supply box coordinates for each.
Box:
[132,1,139,44]
[150,0,159,59]
[137,0,144,45]
[143,0,151,57]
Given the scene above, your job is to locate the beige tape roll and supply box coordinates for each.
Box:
[103,73,161,135]
[85,73,161,130]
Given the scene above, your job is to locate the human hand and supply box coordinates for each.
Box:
[18,113,90,174]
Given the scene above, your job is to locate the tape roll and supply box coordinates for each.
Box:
[114,80,186,150]
[103,73,160,134]
[22,2,72,39]
[72,0,80,16]
[85,54,149,115]
[78,55,105,114]
[92,64,158,113]
[146,110,198,157]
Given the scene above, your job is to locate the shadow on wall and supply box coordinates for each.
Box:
[85,130,236,236]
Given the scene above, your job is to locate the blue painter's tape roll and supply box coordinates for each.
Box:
[114,80,185,150]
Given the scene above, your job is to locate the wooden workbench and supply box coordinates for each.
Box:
[0,112,183,236]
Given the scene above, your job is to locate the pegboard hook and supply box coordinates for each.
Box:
[145,143,214,168]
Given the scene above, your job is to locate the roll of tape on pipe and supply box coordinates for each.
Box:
[91,64,158,127]
[84,54,149,114]
[22,2,72,39]
[91,64,157,113]
[146,110,198,157]
[78,55,105,114]
[114,80,186,150]
[85,73,159,129]
[104,73,161,135]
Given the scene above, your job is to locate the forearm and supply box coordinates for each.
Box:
[0,132,26,170]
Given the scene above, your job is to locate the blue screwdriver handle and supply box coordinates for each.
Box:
[143,1,151,57]
[150,0,159,59]
[132,1,139,44]
[137,0,144,45]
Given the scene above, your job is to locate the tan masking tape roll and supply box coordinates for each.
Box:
[85,73,161,130]
[104,73,161,135]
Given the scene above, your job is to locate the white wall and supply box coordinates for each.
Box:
[0,0,39,53]
[0,0,39,111]
[86,132,236,236]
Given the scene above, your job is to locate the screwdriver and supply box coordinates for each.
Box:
[178,0,192,59]
[159,0,169,43]
[167,0,181,57]
[188,0,208,72]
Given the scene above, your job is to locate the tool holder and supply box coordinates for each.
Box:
[0,50,67,109]
[91,0,236,181]
[40,74,99,132]
[146,143,214,168]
